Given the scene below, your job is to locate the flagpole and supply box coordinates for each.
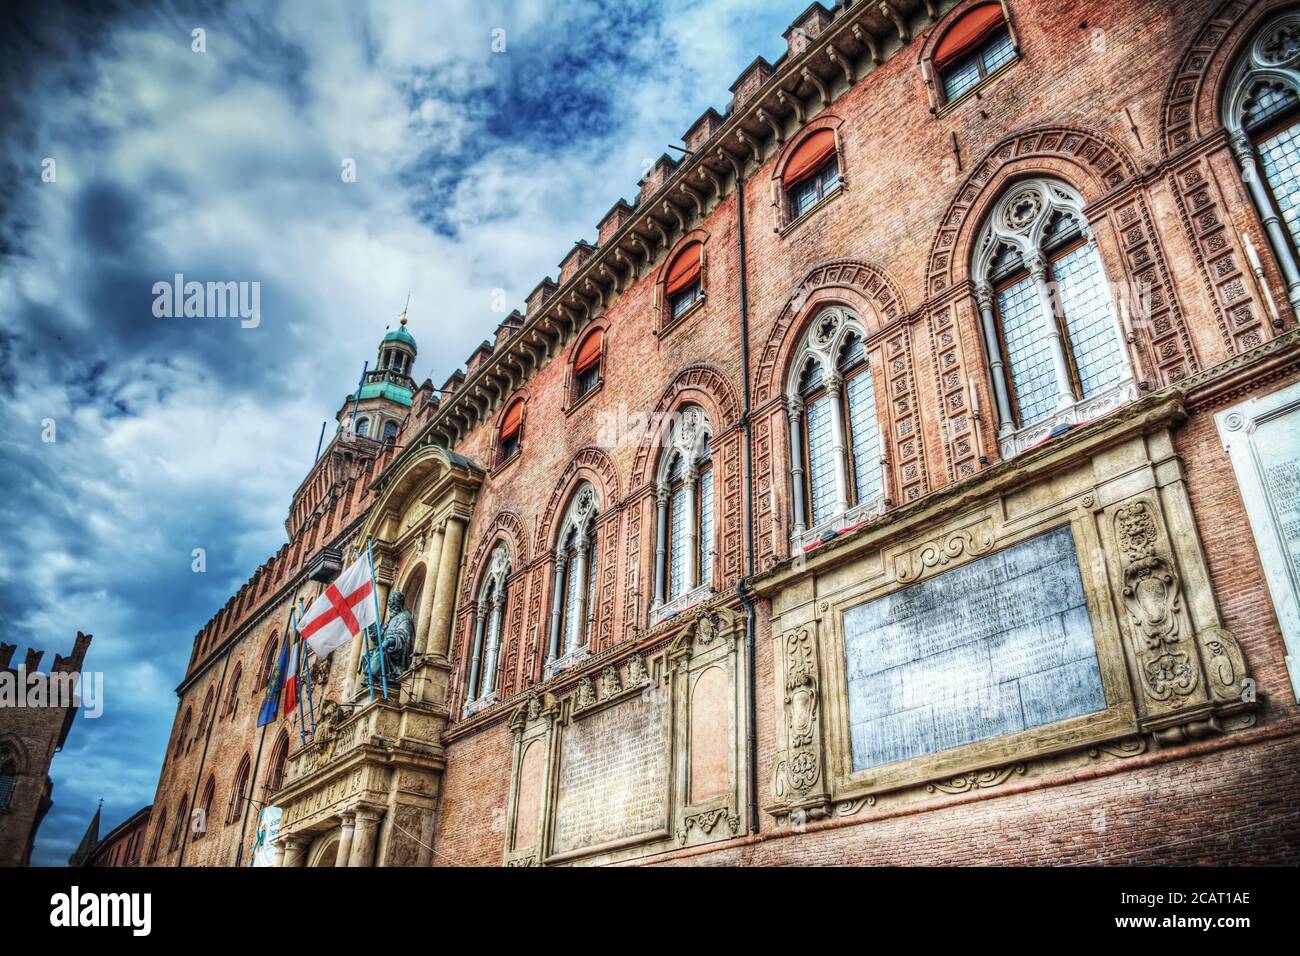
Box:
[291,605,309,746]
[365,538,389,700]
[300,595,317,740]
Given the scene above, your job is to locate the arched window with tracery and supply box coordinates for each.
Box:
[174,707,192,758]
[223,663,242,719]
[226,753,251,825]
[786,307,885,548]
[1224,11,1300,312]
[0,748,16,811]
[652,406,716,623]
[545,484,599,675]
[148,808,167,862]
[265,729,290,795]
[194,775,216,841]
[465,544,511,715]
[972,178,1133,457]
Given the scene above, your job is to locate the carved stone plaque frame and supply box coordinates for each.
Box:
[760,396,1254,820]
[502,606,749,866]
[1216,381,1300,701]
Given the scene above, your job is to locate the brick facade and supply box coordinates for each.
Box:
[145,0,1300,867]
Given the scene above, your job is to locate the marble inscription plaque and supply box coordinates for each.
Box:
[844,525,1105,771]
[552,687,670,855]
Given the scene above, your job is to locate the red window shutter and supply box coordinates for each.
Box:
[664,242,703,296]
[500,400,524,439]
[574,329,604,373]
[782,129,837,188]
[933,3,1006,70]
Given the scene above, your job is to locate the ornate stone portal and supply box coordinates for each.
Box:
[760,394,1255,824]
[272,445,483,866]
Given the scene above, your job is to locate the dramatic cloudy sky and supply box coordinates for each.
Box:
[0,0,799,865]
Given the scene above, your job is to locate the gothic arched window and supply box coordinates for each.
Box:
[0,756,16,811]
[786,307,885,548]
[1224,11,1300,312]
[226,753,251,825]
[465,544,511,715]
[168,796,188,852]
[652,406,715,623]
[195,775,216,841]
[223,663,242,719]
[148,808,167,862]
[546,484,599,676]
[265,730,290,794]
[972,179,1133,458]
[174,707,192,758]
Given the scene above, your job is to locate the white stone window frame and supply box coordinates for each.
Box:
[545,483,598,677]
[972,178,1136,460]
[786,306,887,551]
[1216,380,1300,701]
[652,406,716,625]
[464,543,511,717]
[1223,11,1300,314]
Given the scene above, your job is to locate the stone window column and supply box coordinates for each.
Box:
[336,811,356,868]
[465,600,488,700]
[683,465,699,589]
[1229,129,1300,309]
[1027,253,1077,410]
[824,373,851,515]
[481,589,504,697]
[547,550,565,661]
[347,808,380,868]
[974,283,1016,437]
[566,533,590,655]
[787,399,807,537]
[654,487,669,606]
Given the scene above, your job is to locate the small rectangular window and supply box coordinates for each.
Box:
[789,156,841,218]
[941,25,1014,103]
[576,365,600,397]
[670,282,701,319]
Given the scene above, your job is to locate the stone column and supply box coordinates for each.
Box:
[824,374,850,516]
[348,808,380,868]
[1028,253,1076,410]
[974,283,1016,437]
[282,837,305,868]
[273,842,286,868]
[566,533,589,654]
[653,488,669,607]
[425,517,465,661]
[465,600,488,702]
[413,526,445,655]
[547,551,565,662]
[787,400,807,539]
[683,465,698,590]
[1230,129,1300,311]
[336,812,356,868]
[482,590,503,696]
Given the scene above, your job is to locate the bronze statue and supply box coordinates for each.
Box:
[359,590,415,684]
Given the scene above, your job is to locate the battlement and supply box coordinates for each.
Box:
[0,631,91,676]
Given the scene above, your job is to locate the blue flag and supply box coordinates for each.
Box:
[257,632,291,727]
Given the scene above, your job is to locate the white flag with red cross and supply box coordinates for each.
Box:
[299,556,378,658]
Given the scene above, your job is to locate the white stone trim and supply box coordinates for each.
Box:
[997,377,1138,459]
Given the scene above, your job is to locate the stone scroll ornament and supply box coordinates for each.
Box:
[1114,502,1198,702]
[780,626,821,798]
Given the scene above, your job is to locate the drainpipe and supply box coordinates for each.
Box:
[733,166,760,836]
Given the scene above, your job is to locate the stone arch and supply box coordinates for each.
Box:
[754,261,904,408]
[925,126,1139,297]
[535,447,621,555]
[308,832,340,867]
[461,509,528,605]
[360,443,482,548]
[632,363,739,488]
[1160,0,1294,156]
[752,259,907,406]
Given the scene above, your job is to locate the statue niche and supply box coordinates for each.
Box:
[360,590,415,684]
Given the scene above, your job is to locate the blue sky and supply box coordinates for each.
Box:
[0,0,798,865]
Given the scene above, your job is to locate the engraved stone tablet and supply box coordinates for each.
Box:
[844,525,1105,771]
[1217,382,1300,699]
[552,686,670,855]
